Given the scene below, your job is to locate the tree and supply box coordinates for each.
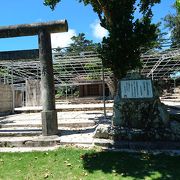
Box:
[66,33,103,81]
[44,0,160,81]
[67,33,99,53]
[176,0,180,13]
[54,33,99,53]
[164,3,180,47]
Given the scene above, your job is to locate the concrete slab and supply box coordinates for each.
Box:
[0,111,112,128]
[161,101,180,109]
[0,135,61,147]
[59,128,95,145]
[0,146,60,152]
[14,103,114,112]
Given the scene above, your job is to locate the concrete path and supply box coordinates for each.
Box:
[0,110,112,152]
[0,110,112,128]
[15,103,114,112]
[0,101,180,153]
[162,101,180,109]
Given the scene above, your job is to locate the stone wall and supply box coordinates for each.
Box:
[0,84,13,114]
[26,80,41,106]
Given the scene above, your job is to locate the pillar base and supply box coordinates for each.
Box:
[41,110,58,136]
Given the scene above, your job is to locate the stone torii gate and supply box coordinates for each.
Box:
[0,20,68,136]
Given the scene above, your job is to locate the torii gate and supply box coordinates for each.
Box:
[0,20,68,136]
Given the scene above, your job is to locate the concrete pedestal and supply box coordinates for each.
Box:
[41,110,58,136]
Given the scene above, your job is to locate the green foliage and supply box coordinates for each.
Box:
[164,3,180,47]
[73,90,79,97]
[56,87,66,97]
[0,68,9,77]
[84,62,102,80]
[44,0,161,79]
[56,86,79,98]
[67,33,99,53]
[98,1,160,78]
[177,0,180,13]
[44,0,60,10]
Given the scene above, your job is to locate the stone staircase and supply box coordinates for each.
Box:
[0,125,60,151]
[0,110,106,151]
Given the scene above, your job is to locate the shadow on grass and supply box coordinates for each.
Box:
[82,151,180,179]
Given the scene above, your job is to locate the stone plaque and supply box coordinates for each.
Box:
[120,79,153,99]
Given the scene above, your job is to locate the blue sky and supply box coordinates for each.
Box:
[0,0,175,51]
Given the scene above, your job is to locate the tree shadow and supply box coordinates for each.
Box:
[60,126,96,136]
[82,151,180,179]
[85,112,112,124]
[0,112,22,126]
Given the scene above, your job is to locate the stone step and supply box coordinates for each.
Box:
[0,128,95,149]
[59,131,94,145]
[161,99,180,103]
[0,146,59,152]
[0,129,42,137]
[14,104,113,113]
[0,121,96,129]
[162,93,180,96]
[0,125,97,137]
[161,96,179,99]
[0,135,60,148]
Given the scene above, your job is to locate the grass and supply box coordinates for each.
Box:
[0,147,180,180]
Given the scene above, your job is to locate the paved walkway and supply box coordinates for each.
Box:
[0,110,112,128]
[15,100,180,112]
[15,103,114,112]
[0,101,180,152]
[162,100,180,109]
[0,109,112,152]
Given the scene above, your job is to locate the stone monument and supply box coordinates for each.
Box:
[94,72,180,141]
[112,72,180,141]
[113,72,169,129]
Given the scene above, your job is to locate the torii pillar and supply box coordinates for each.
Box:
[0,20,68,135]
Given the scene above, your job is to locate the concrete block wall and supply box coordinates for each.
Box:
[0,84,13,114]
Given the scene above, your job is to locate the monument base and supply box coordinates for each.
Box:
[112,98,169,129]
[41,110,58,136]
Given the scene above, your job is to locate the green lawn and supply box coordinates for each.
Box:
[0,147,179,180]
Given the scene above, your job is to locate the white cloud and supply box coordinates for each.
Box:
[90,20,108,40]
[51,29,77,48]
